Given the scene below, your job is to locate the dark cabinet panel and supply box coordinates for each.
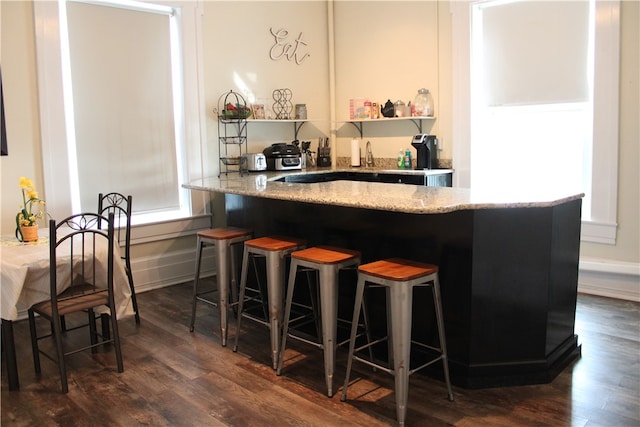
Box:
[275,171,452,187]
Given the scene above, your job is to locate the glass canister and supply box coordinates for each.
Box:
[413,88,434,117]
[394,100,406,117]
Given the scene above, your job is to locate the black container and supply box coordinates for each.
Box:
[317,156,331,167]
[411,134,438,170]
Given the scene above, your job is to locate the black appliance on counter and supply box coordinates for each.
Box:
[411,134,438,170]
[263,143,302,171]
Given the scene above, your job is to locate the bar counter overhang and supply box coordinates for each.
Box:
[184,169,584,389]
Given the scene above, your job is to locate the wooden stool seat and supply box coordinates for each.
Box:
[358,258,439,281]
[292,246,361,264]
[245,236,307,252]
[190,226,253,346]
[198,227,253,241]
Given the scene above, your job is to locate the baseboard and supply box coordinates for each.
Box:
[578,258,640,302]
[131,247,216,294]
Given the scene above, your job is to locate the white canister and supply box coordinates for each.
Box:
[351,138,361,167]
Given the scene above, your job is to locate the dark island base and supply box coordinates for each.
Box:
[225,194,583,389]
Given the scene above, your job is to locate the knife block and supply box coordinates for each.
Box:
[317,156,331,167]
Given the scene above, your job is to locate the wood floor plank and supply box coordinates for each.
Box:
[3,284,639,426]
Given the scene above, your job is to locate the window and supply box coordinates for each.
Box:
[34,0,205,224]
[470,0,593,207]
[452,0,620,244]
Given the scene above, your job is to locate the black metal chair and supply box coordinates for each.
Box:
[28,212,124,393]
[98,192,139,324]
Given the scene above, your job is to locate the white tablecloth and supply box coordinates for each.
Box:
[0,228,134,321]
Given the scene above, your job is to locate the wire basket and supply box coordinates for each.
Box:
[216,90,252,120]
[220,156,246,166]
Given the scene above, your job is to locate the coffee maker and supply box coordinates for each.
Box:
[411,134,438,170]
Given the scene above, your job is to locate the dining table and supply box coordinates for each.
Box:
[1,227,134,391]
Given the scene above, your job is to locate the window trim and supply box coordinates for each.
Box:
[451,0,620,244]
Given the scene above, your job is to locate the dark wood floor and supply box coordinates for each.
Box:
[2,282,639,426]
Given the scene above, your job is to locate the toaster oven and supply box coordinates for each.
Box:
[241,153,267,172]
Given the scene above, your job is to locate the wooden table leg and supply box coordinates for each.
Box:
[1,319,20,391]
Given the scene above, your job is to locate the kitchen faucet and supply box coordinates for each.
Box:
[365,141,374,167]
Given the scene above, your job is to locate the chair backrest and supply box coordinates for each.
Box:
[49,212,115,316]
[98,192,132,262]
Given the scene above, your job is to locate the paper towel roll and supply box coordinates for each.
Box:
[351,138,361,167]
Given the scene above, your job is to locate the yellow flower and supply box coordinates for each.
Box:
[26,189,38,200]
[19,176,34,189]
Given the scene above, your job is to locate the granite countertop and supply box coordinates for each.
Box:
[183,167,583,214]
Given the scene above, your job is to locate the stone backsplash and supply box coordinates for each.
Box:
[334,157,452,170]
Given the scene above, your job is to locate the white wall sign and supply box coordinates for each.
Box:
[269,27,310,65]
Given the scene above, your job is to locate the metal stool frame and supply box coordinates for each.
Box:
[341,258,454,426]
[276,246,370,397]
[233,236,307,369]
[189,227,253,347]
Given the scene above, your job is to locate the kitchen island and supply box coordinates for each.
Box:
[184,168,583,389]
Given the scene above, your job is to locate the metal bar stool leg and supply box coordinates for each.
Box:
[432,276,454,401]
[265,250,285,369]
[233,245,251,353]
[318,263,339,397]
[190,235,205,332]
[341,274,366,402]
[390,281,413,426]
[229,243,239,313]
[277,258,300,375]
[214,240,231,346]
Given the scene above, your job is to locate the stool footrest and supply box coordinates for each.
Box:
[352,336,447,377]
[336,330,370,348]
[351,355,394,375]
[239,312,270,328]
[285,332,323,349]
[408,355,447,376]
[195,295,218,307]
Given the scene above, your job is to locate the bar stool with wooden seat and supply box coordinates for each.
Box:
[341,258,454,427]
[189,227,253,347]
[233,235,307,369]
[276,245,367,397]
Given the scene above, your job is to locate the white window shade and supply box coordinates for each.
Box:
[481,0,590,106]
[66,2,179,213]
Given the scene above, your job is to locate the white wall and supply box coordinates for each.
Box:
[203,0,331,174]
[202,1,453,163]
[332,1,451,159]
[1,0,44,232]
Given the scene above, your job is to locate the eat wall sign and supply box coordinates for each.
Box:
[269,28,310,65]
